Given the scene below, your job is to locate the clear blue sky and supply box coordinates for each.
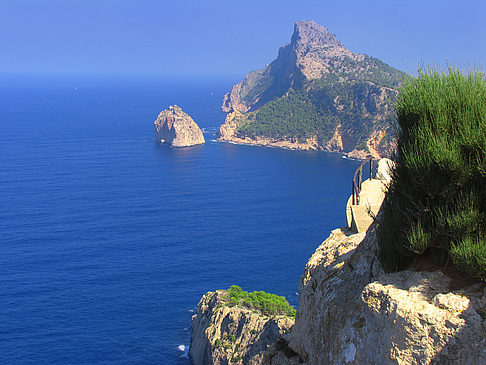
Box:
[1,0,484,77]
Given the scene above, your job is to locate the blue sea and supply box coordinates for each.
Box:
[0,75,361,364]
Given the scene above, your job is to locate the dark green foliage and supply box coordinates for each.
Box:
[225,285,296,318]
[227,285,247,306]
[407,221,430,254]
[377,68,486,281]
[450,237,486,281]
[237,90,338,144]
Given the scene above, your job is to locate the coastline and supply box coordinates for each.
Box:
[216,135,374,160]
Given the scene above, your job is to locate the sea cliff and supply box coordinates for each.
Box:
[191,188,486,364]
[190,290,294,365]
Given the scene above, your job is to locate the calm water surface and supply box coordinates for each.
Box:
[0,75,361,364]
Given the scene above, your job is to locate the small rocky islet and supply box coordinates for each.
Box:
[154,105,205,147]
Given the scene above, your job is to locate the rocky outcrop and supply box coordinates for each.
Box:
[154,105,205,147]
[265,222,486,364]
[218,20,405,158]
[190,290,294,365]
[283,226,382,364]
[357,271,486,364]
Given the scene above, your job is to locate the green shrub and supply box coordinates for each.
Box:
[225,285,296,317]
[227,285,248,306]
[450,237,486,281]
[377,68,486,281]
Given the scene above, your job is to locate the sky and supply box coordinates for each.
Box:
[1,0,485,77]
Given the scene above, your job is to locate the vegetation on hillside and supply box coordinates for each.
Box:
[225,285,296,318]
[377,69,486,281]
[234,56,405,149]
[237,90,338,144]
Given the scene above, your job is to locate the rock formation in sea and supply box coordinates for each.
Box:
[218,20,406,158]
[190,290,293,365]
[154,105,205,147]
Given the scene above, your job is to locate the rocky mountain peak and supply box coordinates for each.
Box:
[291,20,343,49]
[219,20,405,158]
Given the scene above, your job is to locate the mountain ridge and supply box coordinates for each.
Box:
[219,20,407,158]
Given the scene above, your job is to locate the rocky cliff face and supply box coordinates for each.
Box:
[154,105,205,147]
[219,20,405,158]
[190,290,293,365]
[265,223,486,365]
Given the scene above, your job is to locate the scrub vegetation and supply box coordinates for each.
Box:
[225,285,296,318]
[377,68,486,281]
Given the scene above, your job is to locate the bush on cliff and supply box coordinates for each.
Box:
[226,285,296,318]
[377,68,486,281]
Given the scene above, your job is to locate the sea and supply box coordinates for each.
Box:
[0,75,362,364]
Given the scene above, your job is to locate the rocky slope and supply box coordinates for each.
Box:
[219,20,406,158]
[190,290,294,365]
[264,223,486,365]
[154,105,205,147]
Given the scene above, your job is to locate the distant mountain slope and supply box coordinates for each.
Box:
[219,20,407,158]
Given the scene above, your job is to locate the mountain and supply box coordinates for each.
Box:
[219,20,407,158]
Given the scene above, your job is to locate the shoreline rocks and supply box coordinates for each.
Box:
[154,105,205,147]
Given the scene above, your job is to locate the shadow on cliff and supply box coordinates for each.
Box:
[241,319,290,363]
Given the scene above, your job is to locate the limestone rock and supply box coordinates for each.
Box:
[190,290,294,365]
[267,221,486,365]
[284,225,383,364]
[154,105,205,147]
[358,271,486,364]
